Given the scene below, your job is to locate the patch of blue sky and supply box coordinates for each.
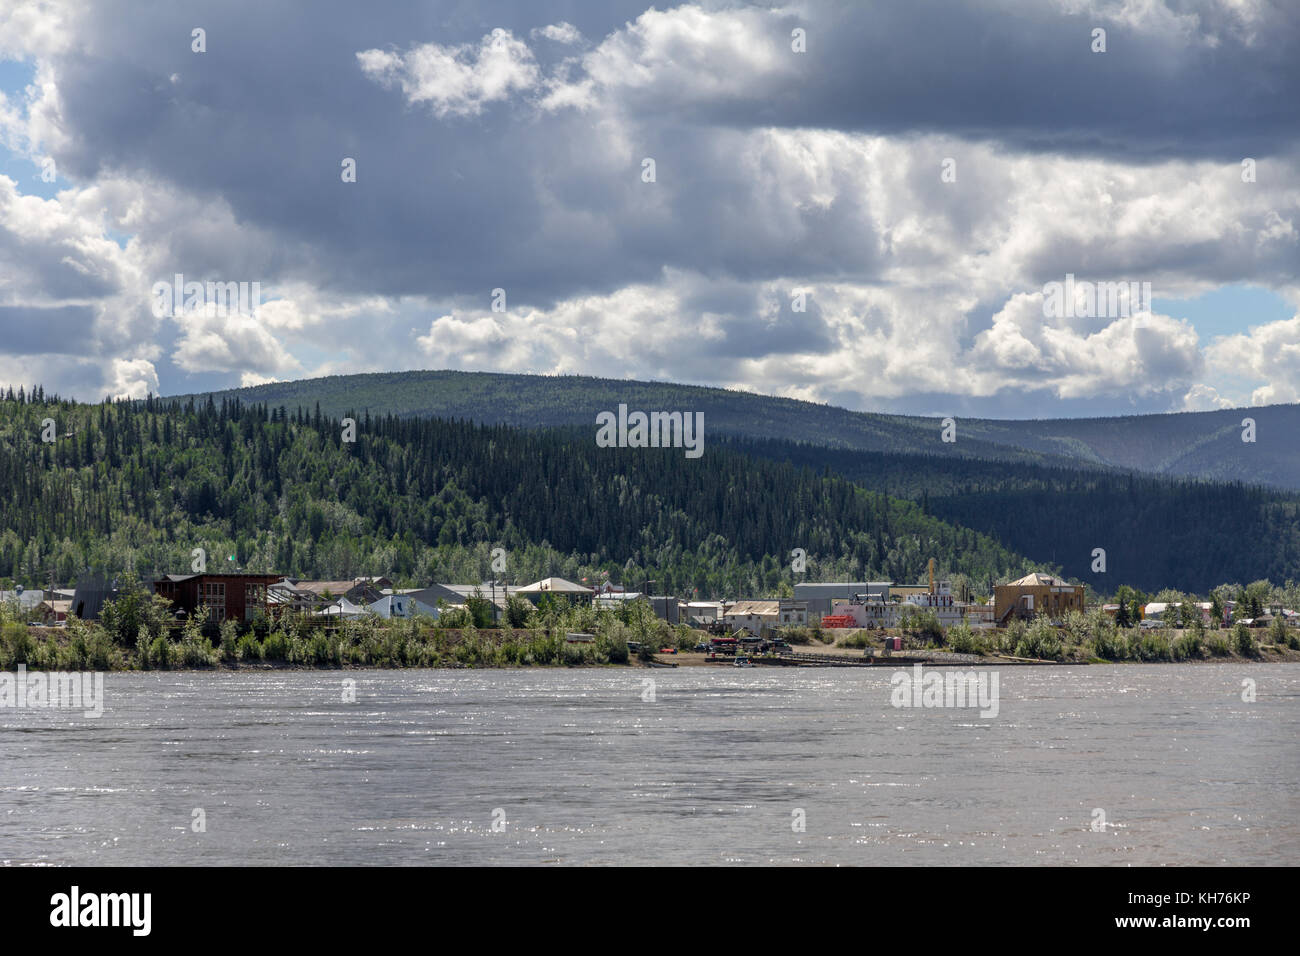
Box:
[0,58,62,200]
[1154,285,1295,342]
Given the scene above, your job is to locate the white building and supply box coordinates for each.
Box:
[794,582,891,622]
[723,600,780,636]
[829,590,991,630]
[368,594,439,619]
[680,601,725,626]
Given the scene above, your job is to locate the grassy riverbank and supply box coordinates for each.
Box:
[0,587,693,671]
[827,612,1300,663]
[0,619,653,671]
[5,589,1298,671]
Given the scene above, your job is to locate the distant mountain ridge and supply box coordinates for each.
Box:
[174,370,1300,489]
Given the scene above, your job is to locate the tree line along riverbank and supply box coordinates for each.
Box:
[3,588,1297,671]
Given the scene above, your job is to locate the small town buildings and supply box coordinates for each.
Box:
[0,587,47,616]
[1267,606,1299,626]
[518,576,594,595]
[680,600,725,626]
[69,574,116,621]
[401,583,467,609]
[437,582,520,613]
[777,599,808,627]
[153,572,282,623]
[593,591,679,623]
[593,591,643,610]
[993,573,1085,624]
[316,596,368,618]
[315,594,439,619]
[517,577,594,604]
[827,597,894,629]
[45,598,71,623]
[794,582,891,623]
[828,589,990,630]
[367,594,439,619]
[268,578,320,613]
[0,587,67,623]
[723,600,780,636]
[292,578,386,606]
[650,595,680,625]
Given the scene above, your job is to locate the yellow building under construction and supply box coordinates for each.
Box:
[994,572,1085,625]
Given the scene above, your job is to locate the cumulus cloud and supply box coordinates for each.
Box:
[170,307,302,379]
[106,357,160,399]
[1180,383,1234,411]
[1206,314,1300,404]
[0,0,1296,416]
[357,29,539,118]
[532,22,582,45]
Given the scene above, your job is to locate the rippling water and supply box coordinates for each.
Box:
[2,664,1297,865]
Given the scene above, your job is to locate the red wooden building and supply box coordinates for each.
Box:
[154,573,281,624]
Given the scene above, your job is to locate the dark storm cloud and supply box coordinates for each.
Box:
[679,282,837,358]
[40,0,1293,316]
[3,0,1294,410]
[0,304,97,353]
[715,0,1300,162]
[0,221,119,301]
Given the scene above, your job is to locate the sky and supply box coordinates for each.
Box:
[0,0,1297,418]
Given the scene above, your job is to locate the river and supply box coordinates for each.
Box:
[2,663,1297,865]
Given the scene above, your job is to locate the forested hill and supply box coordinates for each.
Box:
[174,370,1300,489]
[0,392,1036,598]
[723,436,1300,594]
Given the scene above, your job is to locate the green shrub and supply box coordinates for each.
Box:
[783,626,814,645]
[264,631,291,661]
[1128,632,1172,662]
[901,610,944,645]
[136,625,152,669]
[999,620,1026,655]
[236,632,263,661]
[0,622,34,667]
[67,629,120,671]
[1205,633,1232,657]
[308,632,337,665]
[1171,632,1203,661]
[599,633,629,664]
[1267,616,1289,648]
[1235,624,1257,658]
[149,635,173,668]
[947,622,990,656]
[28,635,59,670]
[1091,628,1127,661]
[178,632,216,667]
[1015,619,1064,661]
[835,630,873,648]
[562,641,594,666]
[218,620,240,662]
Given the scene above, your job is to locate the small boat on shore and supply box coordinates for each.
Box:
[734,656,754,667]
